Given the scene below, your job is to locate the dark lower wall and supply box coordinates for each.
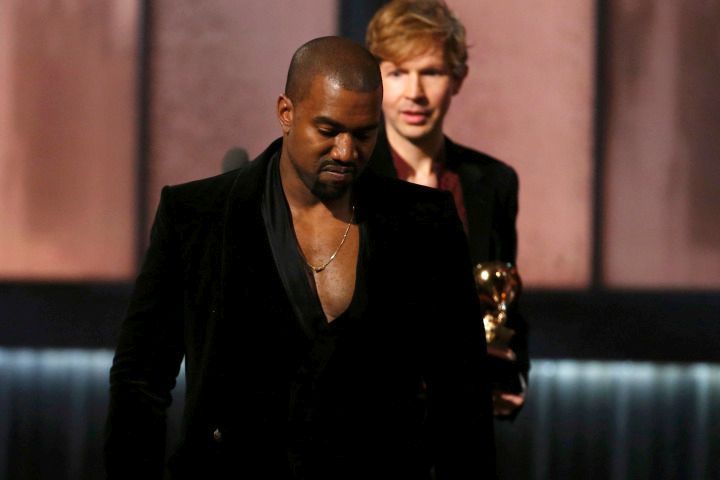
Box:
[1,283,718,363]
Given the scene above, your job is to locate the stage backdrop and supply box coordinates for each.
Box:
[2,1,718,288]
[0,1,139,280]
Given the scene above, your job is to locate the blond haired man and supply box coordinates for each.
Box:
[367,0,529,418]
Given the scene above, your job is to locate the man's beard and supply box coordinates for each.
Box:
[308,159,357,201]
[310,180,351,201]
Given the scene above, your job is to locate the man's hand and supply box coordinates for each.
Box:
[487,345,516,362]
[492,389,525,417]
[487,346,526,417]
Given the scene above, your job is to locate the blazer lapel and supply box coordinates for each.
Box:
[447,139,493,265]
[219,139,294,327]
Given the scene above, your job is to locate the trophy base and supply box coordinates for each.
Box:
[487,354,523,394]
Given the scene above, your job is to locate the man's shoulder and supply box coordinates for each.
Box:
[365,170,451,202]
[360,172,458,225]
[445,137,518,181]
[162,169,241,214]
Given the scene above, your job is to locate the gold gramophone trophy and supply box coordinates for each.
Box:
[474,261,522,393]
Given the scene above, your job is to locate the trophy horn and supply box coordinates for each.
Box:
[473,261,522,345]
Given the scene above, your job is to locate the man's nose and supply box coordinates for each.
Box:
[332,133,356,162]
[404,72,425,100]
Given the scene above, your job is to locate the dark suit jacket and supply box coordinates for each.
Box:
[105,138,496,479]
[368,129,530,382]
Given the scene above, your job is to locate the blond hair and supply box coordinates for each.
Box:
[366,0,468,78]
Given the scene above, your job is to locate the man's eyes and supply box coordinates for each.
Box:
[318,129,338,137]
[354,131,372,141]
[317,129,373,141]
[386,69,446,77]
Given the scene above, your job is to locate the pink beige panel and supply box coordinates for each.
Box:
[0,1,138,280]
[445,1,595,288]
[602,1,720,288]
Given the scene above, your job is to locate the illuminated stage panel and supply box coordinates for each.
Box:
[444,1,595,288]
[0,348,184,479]
[0,1,139,280]
[603,1,720,288]
[147,0,337,225]
[1,350,718,479]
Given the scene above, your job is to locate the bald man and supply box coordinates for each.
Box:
[105,37,496,479]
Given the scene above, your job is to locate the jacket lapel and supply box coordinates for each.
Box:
[447,139,494,265]
[219,139,295,327]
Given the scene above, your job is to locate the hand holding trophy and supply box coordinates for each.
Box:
[474,261,523,394]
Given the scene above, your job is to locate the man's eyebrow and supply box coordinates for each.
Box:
[355,122,380,133]
[313,116,345,129]
[312,116,380,132]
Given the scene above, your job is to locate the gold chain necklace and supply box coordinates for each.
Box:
[304,206,355,274]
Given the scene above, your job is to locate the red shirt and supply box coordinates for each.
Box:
[390,147,468,232]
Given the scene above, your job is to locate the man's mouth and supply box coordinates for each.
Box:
[320,163,356,181]
[400,110,431,125]
[321,164,355,174]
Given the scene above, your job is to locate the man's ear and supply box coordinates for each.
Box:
[451,66,468,95]
[277,94,294,134]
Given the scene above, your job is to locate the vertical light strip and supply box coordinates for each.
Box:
[531,361,553,478]
[689,364,711,479]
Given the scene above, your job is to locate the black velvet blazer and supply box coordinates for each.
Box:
[368,129,529,382]
[106,138,496,479]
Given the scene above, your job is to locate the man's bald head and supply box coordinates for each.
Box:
[285,36,381,104]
